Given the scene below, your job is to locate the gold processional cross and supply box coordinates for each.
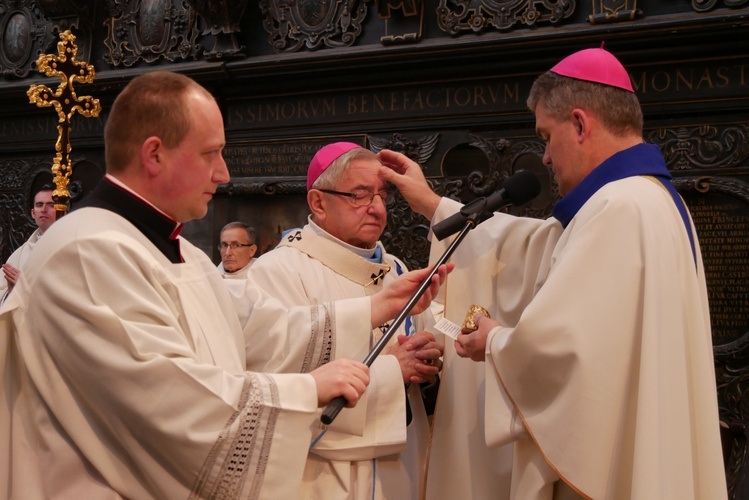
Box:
[27,30,101,216]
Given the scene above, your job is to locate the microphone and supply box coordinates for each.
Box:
[432,170,541,241]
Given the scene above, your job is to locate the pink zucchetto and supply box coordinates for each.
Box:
[307,142,362,190]
[550,46,634,93]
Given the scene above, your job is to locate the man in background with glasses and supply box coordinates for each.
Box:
[217,221,258,279]
[244,142,443,500]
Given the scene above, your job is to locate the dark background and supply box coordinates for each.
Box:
[1,1,748,496]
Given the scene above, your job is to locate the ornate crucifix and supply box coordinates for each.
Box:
[27,30,101,216]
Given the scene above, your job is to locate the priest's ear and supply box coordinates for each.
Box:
[307,189,328,221]
[571,109,590,142]
[141,136,164,176]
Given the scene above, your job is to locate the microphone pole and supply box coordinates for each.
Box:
[432,169,540,241]
[322,169,540,424]
[321,212,482,425]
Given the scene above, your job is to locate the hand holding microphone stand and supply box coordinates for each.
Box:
[320,169,541,425]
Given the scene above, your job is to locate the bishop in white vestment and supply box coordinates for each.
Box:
[242,142,442,500]
[380,46,728,500]
[248,221,435,500]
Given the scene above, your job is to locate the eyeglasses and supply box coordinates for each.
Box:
[218,242,254,252]
[319,189,395,207]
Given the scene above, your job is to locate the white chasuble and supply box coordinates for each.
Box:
[244,222,434,500]
[0,228,43,301]
[425,197,562,500]
[0,207,328,499]
[427,176,726,499]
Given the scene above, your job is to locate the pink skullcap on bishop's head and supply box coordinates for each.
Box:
[307,142,361,190]
[550,45,634,92]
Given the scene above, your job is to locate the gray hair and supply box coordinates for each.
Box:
[310,147,378,190]
[220,221,256,244]
[527,72,643,136]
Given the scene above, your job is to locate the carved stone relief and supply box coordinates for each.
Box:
[436,0,576,34]
[103,0,199,67]
[0,1,55,79]
[259,0,369,52]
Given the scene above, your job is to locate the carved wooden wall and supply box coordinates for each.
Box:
[1,0,748,496]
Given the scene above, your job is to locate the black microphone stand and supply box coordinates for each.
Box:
[321,212,483,425]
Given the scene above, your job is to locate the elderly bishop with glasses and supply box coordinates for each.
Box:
[241,142,443,500]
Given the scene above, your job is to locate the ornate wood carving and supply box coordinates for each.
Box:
[436,0,576,34]
[185,0,249,60]
[259,0,369,52]
[370,132,439,270]
[0,159,28,190]
[35,0,95,62]
[493,137,557,217]
[380,134,553,269]
[0,158,57,263]
[0,192,31,261]
[672,175,749,499]
[692,0,749,12]
[368,132,440,165]
[103,0,199,67]
[218,178,307,196]
[381,196,431,271]
[456,134,556,217]
[35,0,90,18]
[648,124,749,171]
[588,0,641,24]
[714,328,749,499]
[375,0,423,45]
[0,1,56,79]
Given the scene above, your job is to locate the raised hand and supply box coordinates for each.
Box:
[377,149,441,219]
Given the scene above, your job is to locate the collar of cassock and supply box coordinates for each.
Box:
[552,142,696,264]
[75,175,184,263]
[305,217,384,263]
